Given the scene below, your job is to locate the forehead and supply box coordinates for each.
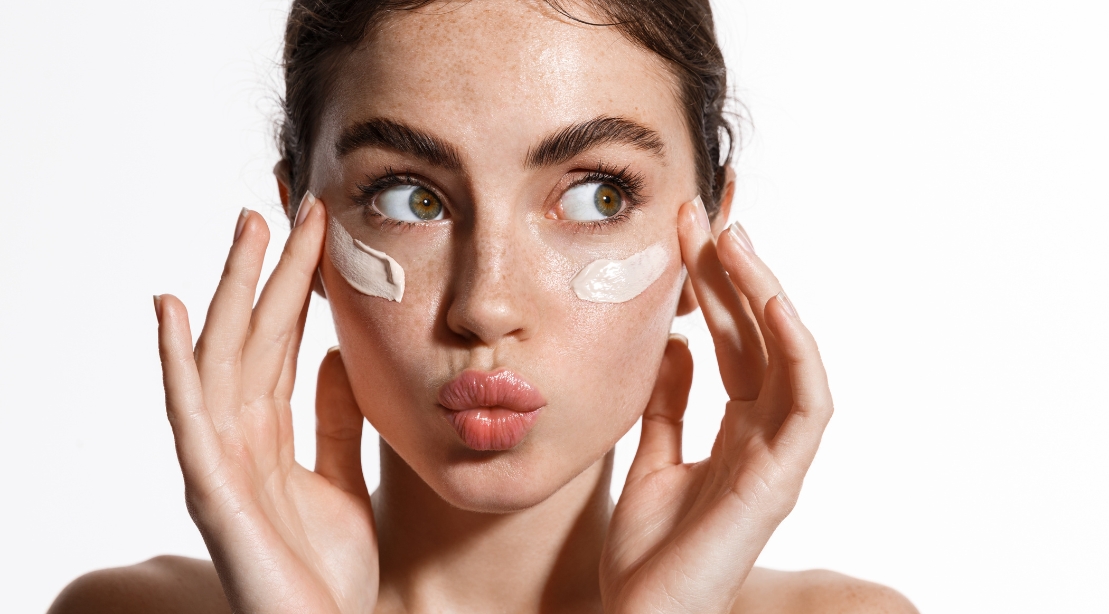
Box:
[322,0,689,161]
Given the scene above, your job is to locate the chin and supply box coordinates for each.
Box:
[392,419,618,513]
[436,480,556,514]
[429,446,576,513]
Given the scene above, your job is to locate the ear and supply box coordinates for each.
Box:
[275,160,293,218]
[676,166,736,316]
[275,160,328,298]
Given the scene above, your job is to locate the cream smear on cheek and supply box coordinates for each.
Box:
[327,216,405,302]
[571,243,668,303]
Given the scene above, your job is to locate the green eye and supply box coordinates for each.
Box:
[408,187,442,220]
[561,182,625,221]
[375,185,445,222]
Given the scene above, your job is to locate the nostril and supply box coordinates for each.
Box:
[446,281,532,345]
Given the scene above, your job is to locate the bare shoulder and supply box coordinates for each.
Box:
[48,555,231,614]
[733,567,919,614]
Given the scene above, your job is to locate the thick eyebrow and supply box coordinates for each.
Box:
[336,118,463,171]
[526,116,665,168]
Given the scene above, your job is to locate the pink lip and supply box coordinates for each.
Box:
[438,369,546,451]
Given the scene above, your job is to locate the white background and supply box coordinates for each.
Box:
[2,1,1106,611]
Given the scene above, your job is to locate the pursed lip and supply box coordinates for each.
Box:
[438,368,546,413]
[437,369,546,451]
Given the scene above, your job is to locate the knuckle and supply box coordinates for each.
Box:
[183,485,210,525]
[318,425,361,442]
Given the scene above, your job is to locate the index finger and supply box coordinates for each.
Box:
[240,192,326,399]
[714,221,785,335]
[677,197,766,400]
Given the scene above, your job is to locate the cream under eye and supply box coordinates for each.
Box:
[560,182,624,221]
[375,184,445,222]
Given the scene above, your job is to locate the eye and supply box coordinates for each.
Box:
[374,185,444,222]
[560,182,625,221]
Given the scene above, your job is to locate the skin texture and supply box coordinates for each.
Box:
[50,2,917,613]
[312,0,693,516]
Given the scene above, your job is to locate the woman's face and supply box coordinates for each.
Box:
[308,0,700,511]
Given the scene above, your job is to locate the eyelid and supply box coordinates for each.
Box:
[549,185,642,234]
[354,171,450,225]
[570,165,645,203]
[353,165,646,230]
[551,164,645,217]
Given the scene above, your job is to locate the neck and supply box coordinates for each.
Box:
[371,440,613,614]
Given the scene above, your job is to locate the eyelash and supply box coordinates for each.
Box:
[352,168,440,230]
[351,164,648,230]
[567,163,646,231]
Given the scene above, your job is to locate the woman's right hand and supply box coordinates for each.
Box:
[154,194,378,614]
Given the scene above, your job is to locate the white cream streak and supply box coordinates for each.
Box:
[571,243,668,303]
[327,218,405,302]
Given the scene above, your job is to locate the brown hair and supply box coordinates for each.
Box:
[278,0,734,220]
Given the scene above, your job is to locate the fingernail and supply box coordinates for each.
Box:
[727,222,755,254]
[152,295,163,320]
[668,332,689,346]
[327,345,340,354]
[692,195,711,233]
[776,291,799,320]
[234,208,249,242]
[294,191,318,228]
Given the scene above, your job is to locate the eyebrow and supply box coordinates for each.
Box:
[336,118,463,170]
[336,115,664,171]
[526,116,665,168]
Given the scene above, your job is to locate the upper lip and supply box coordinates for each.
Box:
[437,369,546,413]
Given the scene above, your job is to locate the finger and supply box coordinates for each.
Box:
[677,198,766,400]
[192,210,269,412]
[240,192,326,399]
[763,294,834,469]
[156,295,224,487]
[715,221,808,420]
[714,221,786,349]
[314,347,369,499]
[626,335,695,482]
[274,292,311,403]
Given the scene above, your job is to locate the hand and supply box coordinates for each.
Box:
[600,199,834,614]
[154,196,378,614]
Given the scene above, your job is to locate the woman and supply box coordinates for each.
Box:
[51,0,916,612]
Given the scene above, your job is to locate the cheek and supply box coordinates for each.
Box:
[534,243,684,449]
[321,206,683,491]
[326,217,406,302]
[320,223,451,432]
[571,243,669,304]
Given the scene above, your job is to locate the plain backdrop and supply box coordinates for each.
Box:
[2,0,1106,611]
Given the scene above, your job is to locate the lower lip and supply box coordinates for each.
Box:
[444,407,542,451]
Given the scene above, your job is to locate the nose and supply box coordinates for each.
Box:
[445,216,535,346]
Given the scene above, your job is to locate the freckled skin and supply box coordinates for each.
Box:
[311,1,693,511]
[49,2,917,613]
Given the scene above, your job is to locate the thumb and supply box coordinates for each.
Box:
[626,334,694,483]
[314,346,369,500]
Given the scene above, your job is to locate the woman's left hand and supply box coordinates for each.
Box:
[600,198,834,614]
